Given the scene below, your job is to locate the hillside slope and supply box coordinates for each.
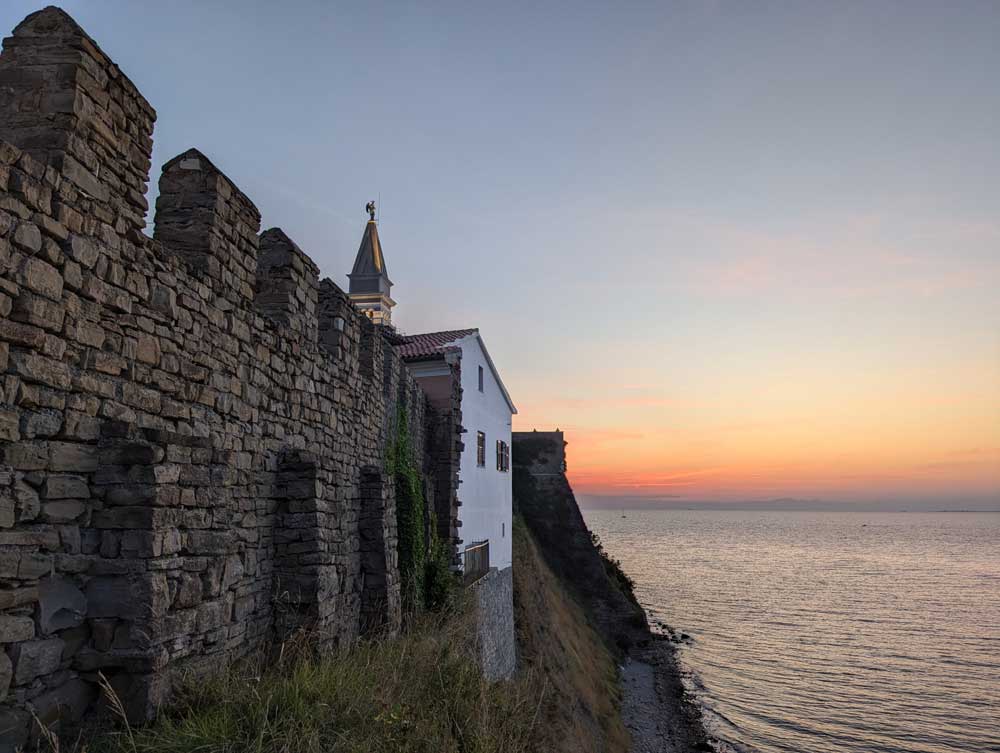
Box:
[513,516,631,753]
[512,431,710,753]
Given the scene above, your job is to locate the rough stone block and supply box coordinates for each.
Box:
[196,601,224,632]
[0,651,11,703]
[135,332,160,365]
[38,577,87,633]
[12,638,64,684]
[28,677,95,728]
[61,411,100,441]
[185,530,230,556]
[18,552,52,579]
[62,154,110,202]
[34,214,68,242]
[0,319,46,349]
[40,474,89,500]
[3,441,47,470]
[91,619,116,651]
[48,442,99,472]
[14,480,40,522]
[66,234,100,268]
[41,500,86,523]
[18,256,62,300]
[120,530,159,558]
[21,409,62,438]
[174,573,202,609]
[11,222,41,253]
[0,586,39,610]
[91,506,158,529]
[10,290,65,331]
[149,281,177,319]
[0,409,19,442]
[85,576,143,619]
[8,351,71,390]
[0,615,34,643]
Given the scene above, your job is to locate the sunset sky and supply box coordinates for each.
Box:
[6,1,997,507]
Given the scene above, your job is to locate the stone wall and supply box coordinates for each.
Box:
[471,565,515,680]
[0,7,460,746]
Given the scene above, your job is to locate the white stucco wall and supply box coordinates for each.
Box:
[456,335,514,570]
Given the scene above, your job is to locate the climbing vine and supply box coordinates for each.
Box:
[388,406,426,611]
[388,406,458,613]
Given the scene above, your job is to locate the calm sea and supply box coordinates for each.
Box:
[584,509,1000,753]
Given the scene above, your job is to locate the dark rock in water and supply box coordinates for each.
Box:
[680,633,692,642]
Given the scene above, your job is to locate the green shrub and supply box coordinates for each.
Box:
[424,531,457,612]
[590,532,637,601]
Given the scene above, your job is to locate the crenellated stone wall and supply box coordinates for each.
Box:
[0,7,462,747]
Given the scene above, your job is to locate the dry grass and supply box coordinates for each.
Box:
[512,515,630,753]
[36,520,627,753]
[86,599,543,753]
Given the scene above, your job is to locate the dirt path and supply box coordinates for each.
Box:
[620,641,713,753]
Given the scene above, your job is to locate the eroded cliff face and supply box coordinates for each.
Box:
[512,431,648,653]
[0,7,465,745]
[512,512,631,753]
[512,431,713,753]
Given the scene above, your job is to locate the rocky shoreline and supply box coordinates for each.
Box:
[622,636,713,753]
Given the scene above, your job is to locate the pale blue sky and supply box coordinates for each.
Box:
[2,1,997,504]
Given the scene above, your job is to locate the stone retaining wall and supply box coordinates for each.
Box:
[472,565,515,681]
[0,7,462,746]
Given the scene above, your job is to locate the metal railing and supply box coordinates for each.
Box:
[463,540,490,585]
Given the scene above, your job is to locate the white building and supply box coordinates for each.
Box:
[346,211,517,576]
[347,209,517,678]
[398,329,517,573]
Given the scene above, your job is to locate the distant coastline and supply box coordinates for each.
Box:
[578,495,1000,513]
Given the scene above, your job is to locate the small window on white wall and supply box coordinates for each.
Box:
[476,431,486,467]
[495,440,510,472]
[478,365,484,392]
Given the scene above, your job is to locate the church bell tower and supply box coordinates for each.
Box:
[348,201,395,326]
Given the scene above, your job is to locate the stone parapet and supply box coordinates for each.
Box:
[0,6,155,235]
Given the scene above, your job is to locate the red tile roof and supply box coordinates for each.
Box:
[396,329,478,360]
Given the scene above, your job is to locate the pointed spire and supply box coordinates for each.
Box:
[350,220,391,285]
[348,202,395,326]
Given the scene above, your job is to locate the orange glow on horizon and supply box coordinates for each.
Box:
[512,350,1000,504]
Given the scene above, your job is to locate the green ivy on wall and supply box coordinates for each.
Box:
[388,406,426,611]
[388,406,458,613]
